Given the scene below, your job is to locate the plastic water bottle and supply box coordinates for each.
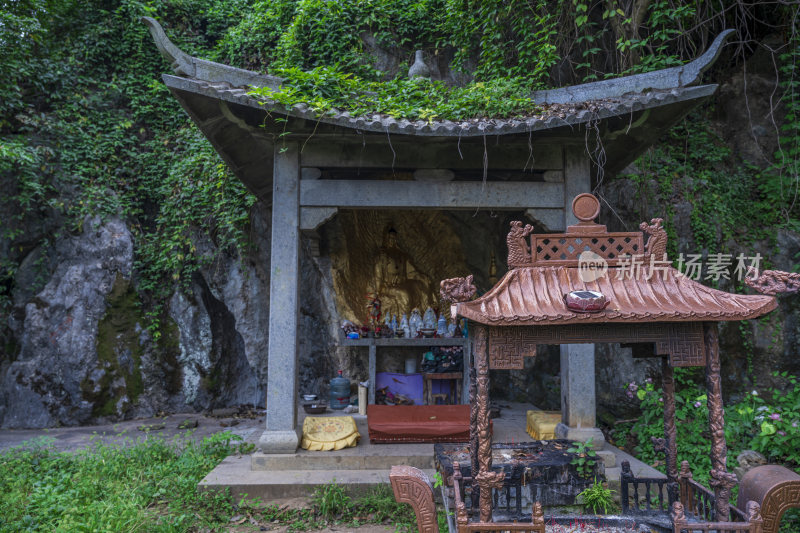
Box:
[329,370,350,410]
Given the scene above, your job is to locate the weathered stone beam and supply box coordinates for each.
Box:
[299,180,563,209]
[299,139,562,170]
[525,208,565,231]
[300,207,337,231]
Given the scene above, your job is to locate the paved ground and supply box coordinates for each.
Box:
[0,411,265,452]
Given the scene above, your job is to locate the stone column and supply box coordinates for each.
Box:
[555,343,605,448]
[564,144,590,227]
[259,141,301,454]
[555,147,603,447]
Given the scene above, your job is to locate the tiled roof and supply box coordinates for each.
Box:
[167,75,717,137]
[455,265,776,326]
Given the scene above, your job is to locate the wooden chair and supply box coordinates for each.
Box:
[423,372,462,405]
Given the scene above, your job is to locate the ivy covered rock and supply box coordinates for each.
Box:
[1,218,134,427]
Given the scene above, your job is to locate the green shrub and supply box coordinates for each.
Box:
[578,477,616,514]
[613,368,800,526]
[568,437,598,479]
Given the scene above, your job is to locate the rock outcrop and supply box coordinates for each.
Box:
[1,217,134,427]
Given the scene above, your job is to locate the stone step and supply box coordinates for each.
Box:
[201,455,435,501]
[251,447,434,471]
[597,449,616,468]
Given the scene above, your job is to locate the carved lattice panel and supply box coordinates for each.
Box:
[390,466,439,533]
[656,323,706,367]
[492,323,706,367]
[489,327,537,369]
[531,233,643,266]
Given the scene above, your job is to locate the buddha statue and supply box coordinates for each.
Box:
[367,227,436,320]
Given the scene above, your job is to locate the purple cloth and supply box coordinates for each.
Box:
[375,372,424,405]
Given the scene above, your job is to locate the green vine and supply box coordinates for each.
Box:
[249,68,541,122]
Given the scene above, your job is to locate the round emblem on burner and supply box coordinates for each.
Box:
[572,193,601,222]
[564,290,609,313]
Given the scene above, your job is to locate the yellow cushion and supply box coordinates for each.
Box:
[301,416,360,451]
[526,410,561,440]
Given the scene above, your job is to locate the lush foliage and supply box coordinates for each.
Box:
[620,118,778,259]
[0,432,241,531]
[614,370,800,499]
[2,0,799,338]
[251,68,540,121]
[614,370,800,531]
[0,0,259,337]
[0,434,416,532]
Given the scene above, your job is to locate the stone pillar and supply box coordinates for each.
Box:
[555,343,605,448]
[555,146,602,447]
[564,144,590,227]
[259,142,301,454]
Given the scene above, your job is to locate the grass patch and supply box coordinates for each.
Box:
[0,433,416,532]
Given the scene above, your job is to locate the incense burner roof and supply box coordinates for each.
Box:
[455,264,776,326]
[451,194,777,326]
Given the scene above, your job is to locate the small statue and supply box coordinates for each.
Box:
[400,313,410,338]
[640,217,668,260]
[409,308,421,337]
[507,220,533,268]
[436,315,447,337]
[408,50,430,78]
[367,227,436,320]
[746,500,762,522]
[423,307,436,330]
[671,501,686,522]
[366,294,382,329]
[440,274,477,303]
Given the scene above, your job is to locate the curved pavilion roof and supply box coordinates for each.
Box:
[142,17,734,199]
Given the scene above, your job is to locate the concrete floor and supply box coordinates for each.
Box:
[200,402,664,503]
[0,412,264,452]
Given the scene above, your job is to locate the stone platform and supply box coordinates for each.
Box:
[199,402,663,502]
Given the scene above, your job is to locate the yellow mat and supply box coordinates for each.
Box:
[526,410,561,440]
[301,416,360,451]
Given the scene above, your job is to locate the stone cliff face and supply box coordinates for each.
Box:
[0,206,273,428]
[1,217,135,427]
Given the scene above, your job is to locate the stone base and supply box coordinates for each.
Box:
[258,429,299,454]
[555,423,605,450]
